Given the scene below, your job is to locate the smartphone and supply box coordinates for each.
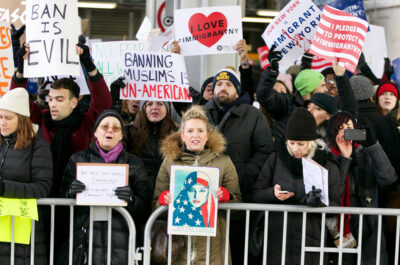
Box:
[344,129,366,141]
[277,190,290,194]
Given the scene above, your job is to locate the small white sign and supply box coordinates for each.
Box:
[136,16,152,41]
[76,163,128,206]
[302,157,329,206]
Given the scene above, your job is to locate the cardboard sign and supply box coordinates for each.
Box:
[76,163,128,206]
[0,22,13,96]
[257,46,269,70]
[24,0,80,77]
[174,6,243,56]
[43,65,90,96]
[0,0,26,28]
[262,0,321,70]
[91,41,149,88]
[168,165,219,236]
[362,25,387,79]
[309,5,368,73]
[313,0,368,24]
[0,197,38,245]
[122,51,191,102]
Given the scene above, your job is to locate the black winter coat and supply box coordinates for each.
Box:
[204,100,274,202]
[333,142,397,265]
[253,146,341,265]
[0,132,52,265]
[61,142,151,265]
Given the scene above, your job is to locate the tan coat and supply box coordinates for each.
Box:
[153,129,242,265]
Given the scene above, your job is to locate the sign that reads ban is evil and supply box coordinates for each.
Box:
[122,51,191,103]
[309,5,368,73]
[0,22,13,96]
[24,0,81,78]
[174,6,242,56]
[262,0,321,70]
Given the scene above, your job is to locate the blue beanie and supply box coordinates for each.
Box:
[211,68,241,95]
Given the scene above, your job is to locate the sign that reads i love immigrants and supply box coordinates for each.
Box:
[174,6,243,56]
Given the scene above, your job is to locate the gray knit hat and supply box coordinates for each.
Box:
[350,75,374,101]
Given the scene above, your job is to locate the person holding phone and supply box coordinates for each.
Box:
[326,111,396,265]
[253,107,341,265]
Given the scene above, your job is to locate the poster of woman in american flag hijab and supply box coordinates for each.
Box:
[168,165,219,236]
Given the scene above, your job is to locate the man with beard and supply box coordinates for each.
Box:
[204,68,274,265]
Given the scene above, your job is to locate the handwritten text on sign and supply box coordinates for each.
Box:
[174,6,243,56]
[122,51,191,102]
[0,22,13,96]
[24,0,80,77]
[91,41,149,88]
[309,5,368,73]
[262,0,321,70]
[76,163,128,206]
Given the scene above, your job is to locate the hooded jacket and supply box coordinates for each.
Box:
[153,129,241,265]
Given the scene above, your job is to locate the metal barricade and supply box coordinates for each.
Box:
[6,198,139,265]
[143,203,400,265]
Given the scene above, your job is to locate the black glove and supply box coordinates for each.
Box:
[358,52,366,67]
[11,24,26,68]
[69,179,86,197]
[384,57,394,78]
[0,181,4,196]
[360,127,376,147]
[37,83,50,106]
[110,77,125,102]
[78,34,86,45]
[77,43,96,72]
[267,45,282,71]
[16,43,27,74]
[302,186,325,207]
[115,186,135,205]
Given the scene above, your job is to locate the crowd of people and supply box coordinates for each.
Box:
[1,22,400,265]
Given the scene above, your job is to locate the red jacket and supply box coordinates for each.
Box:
[10,72,112,153]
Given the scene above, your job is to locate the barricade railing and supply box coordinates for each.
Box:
[143,203,400,265]
[6,198,139,265]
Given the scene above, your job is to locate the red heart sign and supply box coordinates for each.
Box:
[188,12,228,48]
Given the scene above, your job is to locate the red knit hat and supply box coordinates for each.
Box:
[377,83,399,99]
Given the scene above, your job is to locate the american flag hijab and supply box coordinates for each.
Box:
[173,171,215,228]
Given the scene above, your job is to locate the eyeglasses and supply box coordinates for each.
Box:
[100,125,122,133]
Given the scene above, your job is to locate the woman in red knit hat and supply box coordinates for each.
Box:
[375,82,400,130]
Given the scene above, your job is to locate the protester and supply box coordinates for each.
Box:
[61,110,151,265]
[11,43,112,197]
[154,105,241,265]
[326,111,396,265]
[0,88,52,265]
[375,82,400,129]
[110,77,140,124]
[253,107,341,265]
[321,67,338,97]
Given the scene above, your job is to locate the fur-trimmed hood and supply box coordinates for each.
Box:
[160,128,226,160]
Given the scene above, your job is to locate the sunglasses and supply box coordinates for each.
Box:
[100,125,121,133]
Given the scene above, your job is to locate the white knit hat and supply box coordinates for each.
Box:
[0,88,30,117]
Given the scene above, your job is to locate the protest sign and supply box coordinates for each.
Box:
[91,41,149,88]
[262,0,322,70]
[168,165,219,236]
[311,55,332,72]
[136,16,152,41]
[24,0,80,77]
[0,22,13,96]
[43,65,90,96]
[0,0,26,28]
[309,5,368,73]
[174,6,243,56]
[362,25,387,79]
[392,57,400,83]
[76,163,128,206]
[257,46,269,70]
[122,51,191,102]
[0,197,38,245]
[313,0,368,24]
[302,158,329,206]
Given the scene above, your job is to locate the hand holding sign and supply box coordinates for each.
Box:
[267,45,282,71]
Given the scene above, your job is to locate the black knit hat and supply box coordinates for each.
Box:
[200,77,214,95]
[285,107,318,140]
[304,93,338,114]
[93,109,124,132]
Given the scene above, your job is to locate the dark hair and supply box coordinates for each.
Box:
[321,67,334,77]
[126,109,177,156]
[274,80,290,94]
[327,112,355,151]
[50,78,80,99]
[0,114,36,150]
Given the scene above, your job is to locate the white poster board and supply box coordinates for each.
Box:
[76,163,128,206]
[0,22,14,96]
[174,6,243,56]
[43,65,90,95]
[262,0,321,70]
[168,165,219,237]
[362,24,387,79]
[136,16,152,41]
[302,157,329,206]
[122,51,191,102]
[24,0,80,77]
[91,41,149,88]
